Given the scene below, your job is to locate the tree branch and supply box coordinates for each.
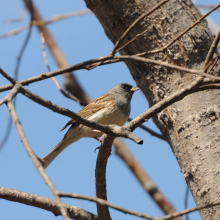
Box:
[204,29,220,70]
[2,51,220,94]
[95,135,114,220]
[0,187,97,220]
[125,77,204,131]
[128,118,165,141]
[0,9,91,39]
[6,99,70,220]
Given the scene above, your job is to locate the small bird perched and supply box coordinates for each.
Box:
[41,83,139,168]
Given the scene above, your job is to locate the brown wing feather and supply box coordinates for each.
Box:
[60,94,116,131]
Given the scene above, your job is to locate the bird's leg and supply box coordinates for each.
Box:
[92,129,105,152]
[91,129,104,143]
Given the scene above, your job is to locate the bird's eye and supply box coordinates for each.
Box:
[122,84,129,90]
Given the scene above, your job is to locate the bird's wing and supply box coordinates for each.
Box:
[60,94,116,131]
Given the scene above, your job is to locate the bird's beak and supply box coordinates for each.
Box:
[130,86,139,92]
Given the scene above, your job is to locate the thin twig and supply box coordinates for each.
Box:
[0,83,21,106]
[125,77,204,132]
[14,0,33,81]
[110,0,171,55]
[2,53,220,94]
[116,29,148,53]
[204,29,220,70]
[128,118,165,141]
[207,54,220,74]
[0,55,113,93]
[59,190,220,220]
[0,9,91,39]
[0,68,15,84]
[3,7,27,24]
[51,76,88,105]
[40,33,88,105]
[117,55,220,80]
[40,32,51,72]
[0,0,34,153]
[196,4,220,11]
[184,186,189,220]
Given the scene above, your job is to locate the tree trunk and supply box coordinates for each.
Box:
[84,0,220,219]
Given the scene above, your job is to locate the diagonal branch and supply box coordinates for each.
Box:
[125,77,204,131]
[0,83,21,106]
[204,29,220,70]
[6,99,70,220]
[0,68,15,84]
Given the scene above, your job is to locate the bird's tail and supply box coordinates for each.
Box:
[41,138,71,169]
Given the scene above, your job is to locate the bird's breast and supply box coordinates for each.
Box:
[80,105,129,138]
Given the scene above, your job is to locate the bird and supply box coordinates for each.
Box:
[41,83,139,168]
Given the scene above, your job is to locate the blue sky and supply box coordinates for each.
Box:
[0,0,219,219]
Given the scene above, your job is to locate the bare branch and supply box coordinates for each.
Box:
[204,29,220,70]
[184,186,189,220]
[0,9,91,39]
[207,54,220,74]
[59,188,220,220]
[1,186,220,220]
[6,100,70,220]
[196,4,220,11]
[59,189,155,220]
[0,67,15,84]
[125,77,204,131]
[0,0,34,152]
[117,55,220,80]
[0,55,113,93]
[95,135,114,220]
[159,202,220,220]
[0,187,97,220]
[15,0,33,81]
[0,83,21,106]
[3,7,27,24]
[2,52,220,94]
[128,118,166,141]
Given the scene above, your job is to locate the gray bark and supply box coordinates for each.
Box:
[84,0,220,219]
